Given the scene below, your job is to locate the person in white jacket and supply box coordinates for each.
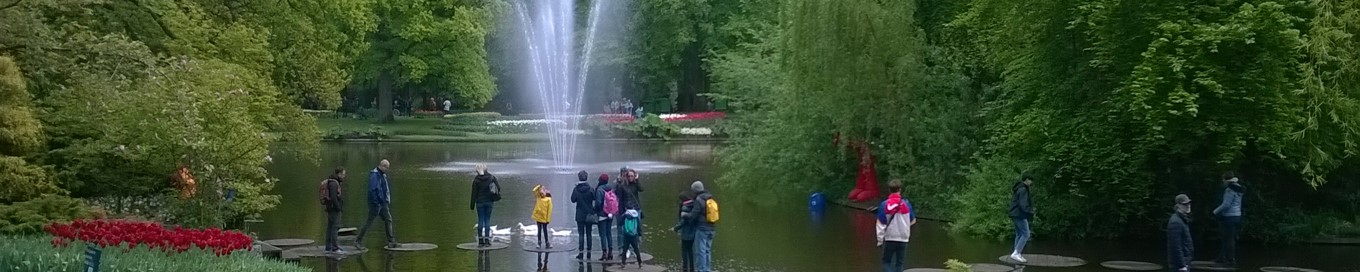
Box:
[876,179,916,272]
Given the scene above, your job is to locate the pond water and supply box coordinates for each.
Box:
[260,142,1359,272]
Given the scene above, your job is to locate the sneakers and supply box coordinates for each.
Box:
[387,243,402,249]
[1010,252,1028,263]
[354,244,367,251]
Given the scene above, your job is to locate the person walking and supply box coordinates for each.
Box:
[673,191,697,272]
[357,160,398,250]
[596,174,619,261]
[471,164,502,247]
[1213,171,1244,267]
[688,181,718,272]
[876,179,916,272]
[322,167,346,255]
[1008,174,1035,263]
[571,171,597,259]
[1168,194,1194,272]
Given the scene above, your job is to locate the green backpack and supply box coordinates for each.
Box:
[623,216,639,236]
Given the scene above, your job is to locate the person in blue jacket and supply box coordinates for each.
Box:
[357,159,398,249]
[1213,171,1244,266]
[1008,174,1036,263]
[1167,194,1194,272]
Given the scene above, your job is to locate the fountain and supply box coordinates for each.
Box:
[511,0,615,171]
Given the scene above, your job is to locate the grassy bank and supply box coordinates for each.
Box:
[316,112,730,142]
[317,117,548,142]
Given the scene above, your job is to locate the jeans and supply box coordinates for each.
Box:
[537,222,549,246]
[577,221,594,251]
[358,203,395,244]
[681,239,695,271]
[696,229,715,272]
[598,219,614,250]
[882,241,907,272]
[325,210,341,251]
[1218,216,1242,264]
[1012,217,1030,254]
[476,202,493,239]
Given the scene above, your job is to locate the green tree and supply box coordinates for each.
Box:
[0,56,59,203]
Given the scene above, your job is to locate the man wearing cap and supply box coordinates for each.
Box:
[1167,194,1194,272]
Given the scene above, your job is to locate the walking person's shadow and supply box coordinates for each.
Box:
[353,250,397,272]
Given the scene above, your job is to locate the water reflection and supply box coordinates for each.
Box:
[353,251,395,272]
[477,251,492,272]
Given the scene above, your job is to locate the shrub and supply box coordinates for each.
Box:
[322,126,389,140]
[445,112,502,124]
[622,114,680,139]
[1,235,306,272]
[0,195,99,235]
[951,156,1036,240]
[946,259,973,272]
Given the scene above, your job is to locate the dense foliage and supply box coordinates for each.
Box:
[711,0,1360,241]
[2,235,306,272]
[0,195,99,235]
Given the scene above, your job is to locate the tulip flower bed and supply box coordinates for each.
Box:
[44,219,252,256]
[2,235,306,272]
[600,112,727,124]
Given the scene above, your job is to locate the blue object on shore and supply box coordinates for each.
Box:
[84,245,101,272]
[809,192,826,211]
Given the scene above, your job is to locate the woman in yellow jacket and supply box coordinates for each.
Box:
[532,184,553,248]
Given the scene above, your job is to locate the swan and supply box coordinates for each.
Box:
[517,222,539,234]
[549,228,572,236]
[490,225,512,236]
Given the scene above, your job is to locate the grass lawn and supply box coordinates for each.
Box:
[317,117,547,142]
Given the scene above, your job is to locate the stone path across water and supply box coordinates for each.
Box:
[579,251,655,264]
[604,264,669,272]
[1259,267,1323,272]
[1191,261,1239,271]
[282,245,367,259]
[1100,261,1163,271]
[264,238,315,247]
[968,263,1016,272]
[385,243,437,251]
[456,242,510,251]
[997,254,1086,267]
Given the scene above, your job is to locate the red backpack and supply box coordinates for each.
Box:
[319,179,339,205]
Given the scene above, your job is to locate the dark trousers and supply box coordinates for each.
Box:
[681,239,695,272]
[325,210,341,251]
[621,234,642,264]
[358,203,395,244]
[882,241,907,272]
[577,221,594,251]
[537,222,549,247]
[1218,216,1242,265]
[598,219,613,250]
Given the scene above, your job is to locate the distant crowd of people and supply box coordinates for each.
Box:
[319,160,719,272]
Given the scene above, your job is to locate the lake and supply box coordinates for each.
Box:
[258,142,1359,271]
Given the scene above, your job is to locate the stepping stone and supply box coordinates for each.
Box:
[456,242,509,251]
[997,254,1086,267]
[254,241,282,261]
[904,269,950,272]
[264,239,316,247]
[1260,267,1323,272]
[1191,261,1238,271]
[281,245,368,258]
[338,227,357,236]
[385,243,437,251]
[1101,261,1163,271]
[581,251,655,264]
[968,263,1016,272]
[523,245,575,253]
[605,264,668,272]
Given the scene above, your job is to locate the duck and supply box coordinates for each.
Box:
[490,225,513,236]
[517,222,539,234]
[549,228,573,236]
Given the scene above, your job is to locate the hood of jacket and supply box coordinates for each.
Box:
[1226,181,1244,193]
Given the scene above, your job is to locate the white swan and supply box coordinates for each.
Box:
[490,225,512,236]
[549,228,572,236]
[517,222,539,234]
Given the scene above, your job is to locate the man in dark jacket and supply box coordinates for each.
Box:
[323,167,346,255]
[357,159,398,250]
[1008,174,1035,263]
[687,181,716,272]
[1168,194,1194,272]
[571,170,596,259]
[470,164,501,247]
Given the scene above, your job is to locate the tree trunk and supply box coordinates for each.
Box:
[377,70,395,123]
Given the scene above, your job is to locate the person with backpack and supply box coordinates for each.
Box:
[620,207,644,268]
[595,174,619,261]
[616,168,644,260]
[673,191,697,272]
[1213,171,1245,267]
[1008,173,1035,263]
[321,167,346,255]
[531,184,554,249]
[471,164,502,247]
[357,159,398,250]
[876,179,916,272]
[571,171,597,259]
[686,180,718,272]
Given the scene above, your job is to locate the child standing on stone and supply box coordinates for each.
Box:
[673,191,697,272]
[620,208,644,268]
[532,184,553,249]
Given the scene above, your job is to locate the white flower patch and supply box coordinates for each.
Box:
[487,119,566,126]
[679,128,713,135]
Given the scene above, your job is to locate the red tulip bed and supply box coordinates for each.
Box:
[44,219,252,256]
